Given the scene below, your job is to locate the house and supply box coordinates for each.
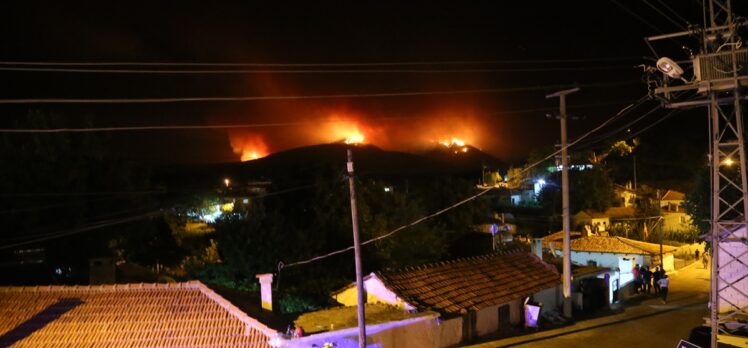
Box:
[544,234,678,303]
[331,250,561,346]
[613,183,637,208]
[0,281,277,347]
[659,190,695,233]
[573,207,637,234]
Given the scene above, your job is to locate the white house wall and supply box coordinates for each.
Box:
[476,305,499,336]
[333,275,415,311]
[277,315,445,348]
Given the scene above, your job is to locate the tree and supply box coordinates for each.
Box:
[537,165,616,217]
[0,110,158,284]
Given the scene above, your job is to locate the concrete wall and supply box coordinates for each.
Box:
[534,286,559,310]
[278,315,448,348]
[475,305,498,336]
[553,249,645,272]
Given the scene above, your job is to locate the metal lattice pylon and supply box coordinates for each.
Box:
[645,0,748,345]
[705,2,748,347]
[709,86,748,347]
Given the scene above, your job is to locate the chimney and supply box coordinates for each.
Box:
[531,238,544,259]
[256,273,273,311]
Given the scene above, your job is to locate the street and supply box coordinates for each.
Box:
[466,262,710,347]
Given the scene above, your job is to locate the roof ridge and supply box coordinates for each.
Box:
[0,280,203,293]
[193,281,277,337]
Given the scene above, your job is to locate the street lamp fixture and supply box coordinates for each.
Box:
[224,178,230,188]
[722,157,735,166]
[656,57,685,79]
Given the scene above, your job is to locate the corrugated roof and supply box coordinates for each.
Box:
[0,281,275,347]
[374,251,560,316]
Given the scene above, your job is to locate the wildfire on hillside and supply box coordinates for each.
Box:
[228,133,269,162]
[221,107,497,161]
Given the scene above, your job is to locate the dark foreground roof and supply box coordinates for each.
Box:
[0,281,275,347]
[375,250,560,316]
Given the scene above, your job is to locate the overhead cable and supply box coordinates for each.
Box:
[0,81,639,104]
[0,57,649,67]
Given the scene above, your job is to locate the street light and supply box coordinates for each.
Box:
[224,178,230,188]
[722,157,735,166]
[656,57,684,79]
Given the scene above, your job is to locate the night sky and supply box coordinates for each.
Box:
[0,1,744,164]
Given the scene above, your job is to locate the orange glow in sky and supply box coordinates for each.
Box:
[345,131,365,144]
[222,106,498,161]
[229,134,269,162]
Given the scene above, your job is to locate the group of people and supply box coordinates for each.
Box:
[632,264,670,304]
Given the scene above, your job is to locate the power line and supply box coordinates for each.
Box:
[0,211,161,250]
[625,108,681,139]
[0,57,650,67]
[0,189,165,198]
[0,66,639,74]
[642,0,689,31]
[0,205,161,243]
[573,102,662,149]
[0,99,640,133]
[654,0,691,26]
[0,81,640,104]
[610,0,666,34]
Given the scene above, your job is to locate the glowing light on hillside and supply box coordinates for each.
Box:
[241,151,264,161]
[439,137,466,147]
[230,135,269,162]
[345,131,365,144]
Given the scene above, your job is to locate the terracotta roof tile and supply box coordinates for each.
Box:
[661,190,685,201]
[375,251,559,315]
[544,235,677,255]
[0,281,275,347]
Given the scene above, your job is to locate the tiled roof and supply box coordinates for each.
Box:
[575,207,636,220]
[0,281,275,348]
[661,190,685,201]
[605,207,636,219]
[375,251,560,316]
[546,235,677,255]
[617,237,678,255]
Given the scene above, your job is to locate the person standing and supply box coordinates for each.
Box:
[657,274,670,304]
[653,266,662,295]
[642,266,652,295]
[702,251,710,269]
[632,264,641,294]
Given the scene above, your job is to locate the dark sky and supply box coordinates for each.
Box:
[0,1,743,164]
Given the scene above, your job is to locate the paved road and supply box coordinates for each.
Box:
[466,262,710,347]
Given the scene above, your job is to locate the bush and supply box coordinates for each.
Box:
[278,294,320,314]
[192,263,258,292]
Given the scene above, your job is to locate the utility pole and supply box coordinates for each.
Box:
[646,1,748,345]
[546,87,579,319]
[346,149,366,348]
